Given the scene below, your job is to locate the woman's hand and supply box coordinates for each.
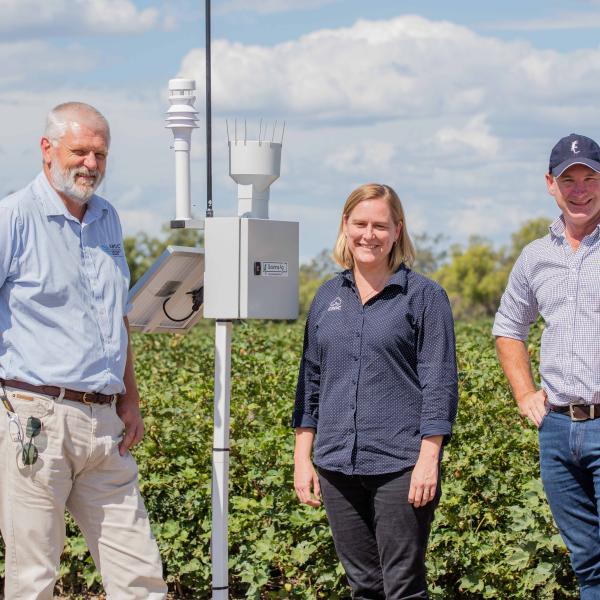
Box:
[408,435,442,507]
[294,427,320,507]
[294,458,321,507]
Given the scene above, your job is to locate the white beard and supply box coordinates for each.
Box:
[50,162,103,205]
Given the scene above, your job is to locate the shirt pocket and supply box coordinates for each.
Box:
[92,241,130,312]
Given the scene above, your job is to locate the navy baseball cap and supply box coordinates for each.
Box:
[549,133,600,177]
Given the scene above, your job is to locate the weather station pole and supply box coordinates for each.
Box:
[201,1,232,597]
[130,2,297,597]
[211,319,231,600]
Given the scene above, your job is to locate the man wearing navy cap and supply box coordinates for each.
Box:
[494,133,600,597]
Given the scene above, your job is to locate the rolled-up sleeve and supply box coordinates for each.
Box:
[292,298,320,429]
[417,288,458,440]
[492,249,538,341]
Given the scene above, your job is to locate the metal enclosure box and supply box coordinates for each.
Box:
[204,217,299,319]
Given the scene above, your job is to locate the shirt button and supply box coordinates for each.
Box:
[355,331,360,337]
[349,428,355,434]
[352,379,356,385]
[354,356,359,361]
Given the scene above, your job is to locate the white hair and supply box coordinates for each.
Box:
[44,102,111,147]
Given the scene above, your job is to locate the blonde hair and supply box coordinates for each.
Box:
[332,183,416,271]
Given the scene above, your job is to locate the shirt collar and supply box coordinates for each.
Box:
[35,172,67,217]
[549,214,600,242]
[341,265,408,291]
[34,171,105,224]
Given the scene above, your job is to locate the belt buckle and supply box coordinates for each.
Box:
[569,404,591,421]
[82,392,94,405]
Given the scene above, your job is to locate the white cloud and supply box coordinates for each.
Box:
[325,142,396,176]
[3,14,600,260]
[0,0,166,38]
[177,14,600,127]
[216,0,337,15]
[117,185,145,208]
[119,208,164,234]
[447,197,548,240]
[435,115,500,157]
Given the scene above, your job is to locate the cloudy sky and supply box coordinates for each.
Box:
[3,0,600,261]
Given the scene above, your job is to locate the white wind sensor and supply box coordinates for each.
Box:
[166,78,203,229]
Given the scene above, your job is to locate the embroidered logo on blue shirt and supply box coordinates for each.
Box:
[327,297,342,311]
[101,243,123,257]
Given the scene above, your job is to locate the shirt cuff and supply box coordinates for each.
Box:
[292,412,318,429]
[420,419,453,440]
[492,312,529,341]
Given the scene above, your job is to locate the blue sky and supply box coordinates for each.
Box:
[3,0,600,261]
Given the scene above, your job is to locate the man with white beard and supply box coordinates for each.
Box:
[0,103,167,599]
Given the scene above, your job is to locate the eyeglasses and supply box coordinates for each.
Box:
[2,394,42,466]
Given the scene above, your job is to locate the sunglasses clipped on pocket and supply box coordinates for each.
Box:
[2,394,42,466]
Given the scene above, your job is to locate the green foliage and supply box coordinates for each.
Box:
[299,271,329,317]
[427,319,575,599]
[433,238,505,319]
[298,249,338,317]
[432,218,551,320]
[0,318,576,598]
[300,249,338,281]
[412,232,448,275]
[506,218,551,263]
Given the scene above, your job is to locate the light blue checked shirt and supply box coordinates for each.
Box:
[0,172,131,394]
[493,216,600,407]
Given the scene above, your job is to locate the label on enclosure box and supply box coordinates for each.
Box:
[254,261,288,277]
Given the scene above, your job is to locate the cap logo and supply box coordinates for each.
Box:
[571,140,580,154]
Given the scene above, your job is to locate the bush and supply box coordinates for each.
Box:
[0,319,577,598]
[427,320,575,599]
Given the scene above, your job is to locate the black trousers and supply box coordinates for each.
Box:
[318,467,439,600]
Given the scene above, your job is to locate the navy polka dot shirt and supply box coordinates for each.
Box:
[293,265,458,476]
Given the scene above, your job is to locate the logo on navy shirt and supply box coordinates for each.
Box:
[327,297,342,311]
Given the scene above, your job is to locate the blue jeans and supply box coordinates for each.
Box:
[539,410,600,599]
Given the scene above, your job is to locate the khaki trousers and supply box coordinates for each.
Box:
[0,387,167,600]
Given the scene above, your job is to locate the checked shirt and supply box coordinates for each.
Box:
[493,216,600,407]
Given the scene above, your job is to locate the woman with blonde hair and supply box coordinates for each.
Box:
[293,183,458,599]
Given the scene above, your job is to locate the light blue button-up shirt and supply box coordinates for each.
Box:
[493,216,600,406]
[0,172,131,394]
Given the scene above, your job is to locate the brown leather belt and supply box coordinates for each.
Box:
[548,403,600,421]
[0,378,117,405]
